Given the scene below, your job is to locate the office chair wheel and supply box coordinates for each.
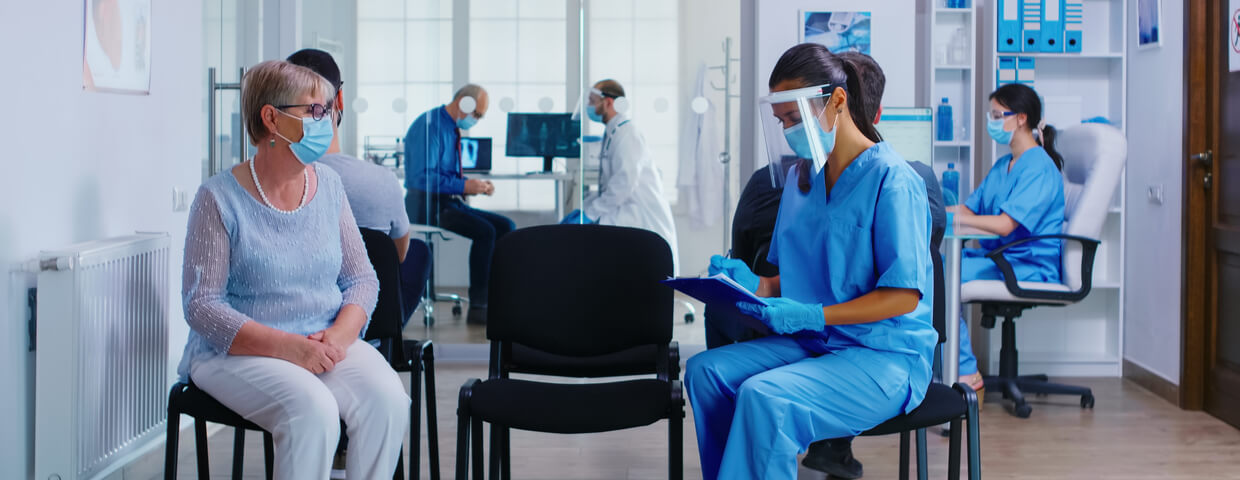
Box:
[684,313,694,323]
[1081,394,1095,409]
[1013,402,1033,418]
[452,304,463,317]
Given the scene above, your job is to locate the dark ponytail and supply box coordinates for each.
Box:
[989,83,1064,170]
[769,44,885,191]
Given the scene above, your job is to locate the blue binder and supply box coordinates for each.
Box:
[1022,0,1043,52]
[1040,0,1065,52]
[997,56,1018,86]
[998,0,1022,52]
[1064,0,1084,53]
[1017,57,1036,86]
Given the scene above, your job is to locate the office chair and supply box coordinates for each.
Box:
[455,225,685,480]
[961,123,1126,418]
[359,228,442,480]
[409,225,466,326]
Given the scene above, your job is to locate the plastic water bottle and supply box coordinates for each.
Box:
[942,163,960,206]
[937,97,954,142]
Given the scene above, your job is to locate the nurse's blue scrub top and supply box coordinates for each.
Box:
[963,146,1064,283]
[767,142,938,413]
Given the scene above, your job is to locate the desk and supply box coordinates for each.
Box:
[941,225,1000,388]
[470,172,575,219]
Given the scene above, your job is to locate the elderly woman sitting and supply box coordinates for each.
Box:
[177,60,409,479]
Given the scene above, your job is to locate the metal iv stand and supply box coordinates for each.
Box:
[708,37,741,255]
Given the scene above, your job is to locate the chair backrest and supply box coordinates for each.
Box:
[1055,123,1127,290]
[488,224,674,357]
[359,228,405,342]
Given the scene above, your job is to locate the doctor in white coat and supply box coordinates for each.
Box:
[577,79,680,273]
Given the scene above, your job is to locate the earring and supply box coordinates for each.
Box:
[269,138,276,147]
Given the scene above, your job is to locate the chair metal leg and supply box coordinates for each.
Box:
[456,380,477,480]
[410,345,424,480]
[500,427,511,480]
[424,344,442,480]
[916,428,928,480]
[395,450,406,480]
[669,408,683,480]
[898,430,910,480]
[489,426,502,480]
[948,418,963,480]
[163,411,180,480]
[263,432,274,480]
[231,428,245,480]
[967,403,982,480]
[194,420,210,480]
[471,419,484,480]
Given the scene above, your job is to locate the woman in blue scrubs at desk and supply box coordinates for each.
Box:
[949,83,1066,396]
[684,43,937,480]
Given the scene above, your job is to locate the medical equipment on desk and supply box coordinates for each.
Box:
[363,135,404,168]
[505,112,581,173]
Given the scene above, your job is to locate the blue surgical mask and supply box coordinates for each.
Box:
[587,105,604,124]
[783,122,835,161]
[275,110,334,164]
[987,117,1013,145]
[457,115,478,130]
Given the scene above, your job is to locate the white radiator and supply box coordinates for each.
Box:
[35,233,170,480]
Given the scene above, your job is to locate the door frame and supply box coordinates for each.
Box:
[1180,0,1219,410]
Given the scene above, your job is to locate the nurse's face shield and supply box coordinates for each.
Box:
[758,84,840,189]
[571,87,621,122]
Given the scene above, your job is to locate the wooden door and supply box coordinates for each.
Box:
[1184,0,1240,428]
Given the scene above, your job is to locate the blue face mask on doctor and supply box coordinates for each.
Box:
[783,120,836,161]
[275,108,334,164]
[457,114,479,131]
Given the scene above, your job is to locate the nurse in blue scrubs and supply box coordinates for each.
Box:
[950,83,1066,394]
[684,43,937,480]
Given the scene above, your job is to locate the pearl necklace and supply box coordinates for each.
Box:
[249,158,309,214]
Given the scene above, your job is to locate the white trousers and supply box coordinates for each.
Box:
[191,339,410,480]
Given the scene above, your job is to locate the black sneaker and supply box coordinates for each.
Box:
[801,438,864,479]
[466,306,488,325]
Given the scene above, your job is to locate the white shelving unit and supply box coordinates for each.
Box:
[929,3,978,203]
[984,0,1128,377]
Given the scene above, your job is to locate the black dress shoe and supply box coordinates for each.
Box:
[802,438,864,479]
[466,306,487,325]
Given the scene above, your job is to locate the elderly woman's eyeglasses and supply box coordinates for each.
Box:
[276,103,332,121]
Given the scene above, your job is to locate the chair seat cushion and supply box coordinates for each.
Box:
[860,383,966,437]
[960,279,1073,305]
[169,382,265,431]
[508,343,659,378]
[468,378,673,434]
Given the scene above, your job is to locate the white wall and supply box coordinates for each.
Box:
[1122,0,1182,384]
[0,1,203,475]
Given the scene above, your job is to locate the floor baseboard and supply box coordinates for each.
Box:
[1122,359,1180,407]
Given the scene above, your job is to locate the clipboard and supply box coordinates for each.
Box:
[661,274,772,334]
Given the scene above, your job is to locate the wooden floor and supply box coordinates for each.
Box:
[114,365,1240,480]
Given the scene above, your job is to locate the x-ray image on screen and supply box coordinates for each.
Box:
[505,113,581,159]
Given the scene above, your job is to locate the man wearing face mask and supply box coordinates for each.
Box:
[568,79,679,273]
[405,85,514,325]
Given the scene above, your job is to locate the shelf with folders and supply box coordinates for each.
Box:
[995,0,1125,57]
[985,0,1128,377]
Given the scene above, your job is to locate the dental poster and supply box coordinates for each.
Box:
[83,0,152,94]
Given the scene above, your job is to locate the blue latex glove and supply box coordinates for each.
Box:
[708,254,760,293]
[736,297,826,335]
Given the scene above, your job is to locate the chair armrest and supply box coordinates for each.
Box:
[983,234,1099,302]
[667,341,681,380]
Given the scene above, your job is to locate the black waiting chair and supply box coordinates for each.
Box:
[359,227,441,480]
[164,230,440,480]
[455,224,685,480]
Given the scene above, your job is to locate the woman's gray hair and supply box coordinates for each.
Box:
[241,60,333,145]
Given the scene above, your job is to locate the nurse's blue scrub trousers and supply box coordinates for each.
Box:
[685,335,908,480]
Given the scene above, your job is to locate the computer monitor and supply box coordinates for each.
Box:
[505,113,581,172]
[876,107,934,166]
[460,137,492,173]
